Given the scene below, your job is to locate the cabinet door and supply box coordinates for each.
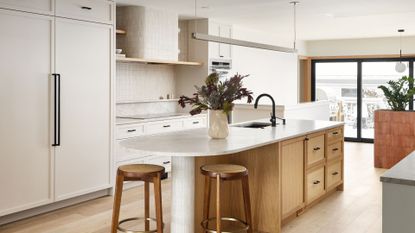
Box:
[0,10,53,215]
[208,21,220,59]
[219,24,232,59]
[280,137,305,219]
[0,0,54,15]
[55,18,112,200]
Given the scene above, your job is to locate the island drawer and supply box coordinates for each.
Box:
[326,160,342,189]
[56,0,114,24]
[117,124,144,139]
[326,127,343,144]
[306,134,325,167]
[306,166,325,203]
[183,117,207,129]
[144,120,183,134]
[327,141,343,161]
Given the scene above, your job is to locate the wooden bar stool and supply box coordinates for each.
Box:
[200,164,253,233]
[111,164,165,233]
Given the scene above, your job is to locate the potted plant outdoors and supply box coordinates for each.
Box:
[374,76,415,168]
[178,72,253,139]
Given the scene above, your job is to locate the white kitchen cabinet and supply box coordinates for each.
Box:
[55,0,114,25]
[0,9,54,216]
[0,0,54,15]
[54,18,113,201]
[208,21,232,59]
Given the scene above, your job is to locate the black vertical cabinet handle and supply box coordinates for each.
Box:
[52,73,61,147]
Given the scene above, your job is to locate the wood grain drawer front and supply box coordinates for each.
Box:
[306,135,325,167]
[0,0,54,15]
[327,141,343,160]
[306,167,325,203]
[183,117,207,129]
[327,160,342,189]
[327,127,343,143]
[56,0,114,24]
[144,120,183,134]
[117,124,144,139]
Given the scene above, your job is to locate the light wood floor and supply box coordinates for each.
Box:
[0,142,385,233]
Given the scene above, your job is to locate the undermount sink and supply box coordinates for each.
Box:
[233,122,273,129]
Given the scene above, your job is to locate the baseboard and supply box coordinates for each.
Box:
[0,188,112,226]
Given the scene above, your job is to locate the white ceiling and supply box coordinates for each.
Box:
[116,0,415,40]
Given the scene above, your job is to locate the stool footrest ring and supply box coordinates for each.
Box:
[118,217,164,233]
[201,217,249,233]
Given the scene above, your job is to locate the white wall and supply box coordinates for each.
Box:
[306,36,415,56]
[230,25,301,105]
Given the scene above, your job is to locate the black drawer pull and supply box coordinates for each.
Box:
[81,6,92,10]
[163,161,171,165]
[127,129,136,133]
[332,131,339,135]
[332,148,339,151]
[313,180,320,185]
[163,125,171,128]
[192,121,200,124]
[305,138,309,141]
[313,147,321,151]
[332,172,339,176]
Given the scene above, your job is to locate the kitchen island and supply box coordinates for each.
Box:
[122,119,344,233]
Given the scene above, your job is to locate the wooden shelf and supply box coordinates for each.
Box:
[116,57,202,66]
[116,29,126,35]
[116,99,179,104]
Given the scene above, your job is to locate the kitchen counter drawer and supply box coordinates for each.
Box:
[306,166,325,203]
[326,127,343,144]
[183,116,207,129]
[327,141,342,161]
[117,124,144,139]
[306,134,325,167]
[326,160,342,190]
[145,155,171,173]
[56,0,114,24]
[144,120,183,134]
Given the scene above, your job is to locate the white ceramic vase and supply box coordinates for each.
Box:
[208,110,229,139]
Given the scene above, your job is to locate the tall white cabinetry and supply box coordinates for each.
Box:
[0,1,114,217]
[208,21,232,59]
[0,9,54,216]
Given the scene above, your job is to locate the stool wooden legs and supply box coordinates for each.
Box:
[202,176,211,230]
[153,173,163,233]
[111,172,124,233]
[111,171,164,233]
[242,176,253,233]
[216,175,221,233]
[144,181,150,231]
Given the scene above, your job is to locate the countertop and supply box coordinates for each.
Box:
[380,151,415,186]
[121,119,344,157]
[116,113,207,125]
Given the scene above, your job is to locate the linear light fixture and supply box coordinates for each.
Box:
[191,0,299,53]
[191,33,297,53]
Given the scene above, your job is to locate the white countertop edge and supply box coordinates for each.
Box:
[116,113,207,125]
[380,151,415,186]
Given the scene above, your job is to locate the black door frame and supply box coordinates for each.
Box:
[311,57,415,143]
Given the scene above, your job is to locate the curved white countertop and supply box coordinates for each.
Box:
[381,151,415,186]
[121,119,344,157]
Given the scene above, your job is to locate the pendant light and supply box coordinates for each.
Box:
[192,0,298,53]
[395,29,407,73]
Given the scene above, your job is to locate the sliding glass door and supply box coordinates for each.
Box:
[313,58,414,142]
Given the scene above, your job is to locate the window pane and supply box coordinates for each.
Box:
[315,62,358,138]
[361,61,409,139]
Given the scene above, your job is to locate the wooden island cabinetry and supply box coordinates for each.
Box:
[281,126,344,223]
